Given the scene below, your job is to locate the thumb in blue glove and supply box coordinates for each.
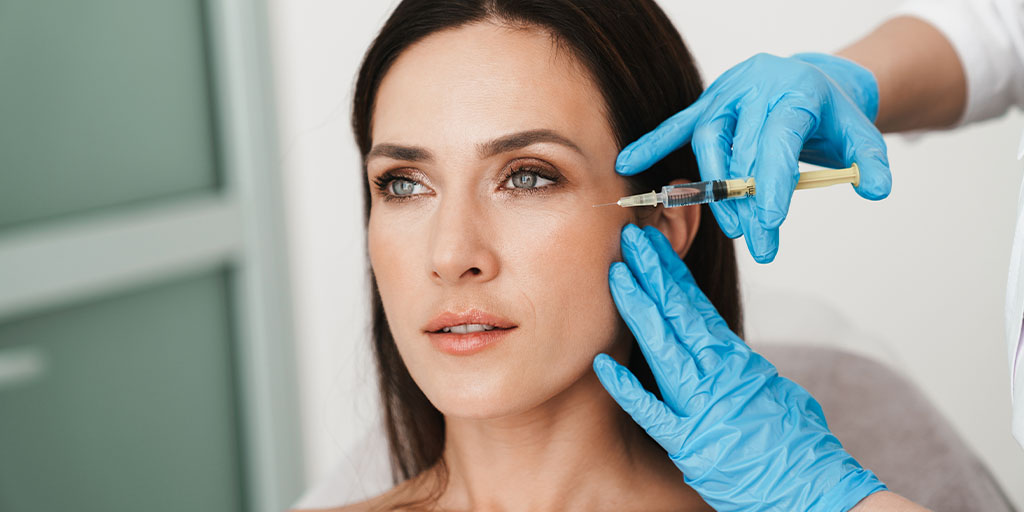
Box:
[593,224,886,511]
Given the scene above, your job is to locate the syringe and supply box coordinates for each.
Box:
[595,164,860,209]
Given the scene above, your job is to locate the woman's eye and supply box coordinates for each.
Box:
[506,170,555,190]
[387,178,426,196]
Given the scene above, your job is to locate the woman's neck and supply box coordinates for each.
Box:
[430,367,709,512]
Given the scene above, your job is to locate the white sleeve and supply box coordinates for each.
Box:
[894,0,1024,125]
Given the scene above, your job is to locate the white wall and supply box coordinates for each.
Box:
[267,0,392,503]
[269,0,1024,507]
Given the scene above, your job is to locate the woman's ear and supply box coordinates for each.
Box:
[637,179,701,255]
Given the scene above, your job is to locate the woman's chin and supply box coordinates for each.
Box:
[421,372,559,420]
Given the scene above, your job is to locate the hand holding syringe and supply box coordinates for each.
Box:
[594,164,860,209]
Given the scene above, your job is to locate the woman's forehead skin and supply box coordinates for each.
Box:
[371,22,616,165]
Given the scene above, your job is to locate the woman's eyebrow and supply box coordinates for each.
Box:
[478,129,584,158]
[366,144,434,163]
[366,129,583,164]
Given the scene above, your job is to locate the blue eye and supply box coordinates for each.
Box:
[506,170,555,189]
[388,178,426,196]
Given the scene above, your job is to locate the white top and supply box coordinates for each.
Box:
[896,0,1024,448]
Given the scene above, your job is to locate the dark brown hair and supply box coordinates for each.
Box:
[352,0,741,507]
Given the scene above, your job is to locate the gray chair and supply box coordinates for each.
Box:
[761,344,1016,511]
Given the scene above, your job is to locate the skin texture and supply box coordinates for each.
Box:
[332,22,706,511]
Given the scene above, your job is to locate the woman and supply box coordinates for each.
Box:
[309,0,917,510]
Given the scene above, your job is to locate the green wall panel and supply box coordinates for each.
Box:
[0,0,219,229]
[0,270,244,512]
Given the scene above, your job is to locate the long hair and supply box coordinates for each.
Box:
[351,0,742,506]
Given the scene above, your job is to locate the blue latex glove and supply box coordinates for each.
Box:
[593,224,886,511]
[616,53,891,263]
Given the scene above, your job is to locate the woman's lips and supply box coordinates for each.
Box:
[428,328,515,356]
[423,309,517,356]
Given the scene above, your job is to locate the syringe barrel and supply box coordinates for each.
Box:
[661,180,733,207]
[617,190,659,208]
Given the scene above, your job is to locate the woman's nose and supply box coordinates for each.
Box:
[429,197,500,285]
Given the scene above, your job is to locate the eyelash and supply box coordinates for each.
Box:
[372,170,423,202]
[372,160,563,202]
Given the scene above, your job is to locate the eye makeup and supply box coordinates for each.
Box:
[371,169,433,203]
[370,156,567,202]
[495,157,565,195]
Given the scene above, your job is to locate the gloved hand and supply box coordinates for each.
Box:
[593,224,886,511]
[615,53,891,263]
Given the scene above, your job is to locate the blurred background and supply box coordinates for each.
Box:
[1,0,1021,510]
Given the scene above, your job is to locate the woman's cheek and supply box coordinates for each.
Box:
[367,209,423,319]
[500,203,626,347]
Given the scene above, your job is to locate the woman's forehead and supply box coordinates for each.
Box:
[371,22,612,150]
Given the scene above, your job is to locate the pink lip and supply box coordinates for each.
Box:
[423,309,516,333]
[428,329,514,356]
[423,309,517,356]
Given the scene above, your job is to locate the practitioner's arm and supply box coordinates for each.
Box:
[613,15,967,263]
[838,16,966,133]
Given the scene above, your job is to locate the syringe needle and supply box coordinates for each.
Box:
[592,202,618,208]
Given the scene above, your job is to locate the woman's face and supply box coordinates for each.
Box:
[367,22,638,419]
